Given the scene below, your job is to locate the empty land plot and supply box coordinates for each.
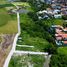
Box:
[0,8,18,34]
[0,0,7,4]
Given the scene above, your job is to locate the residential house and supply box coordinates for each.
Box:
[51,25,67,46]
[37,10,50,19]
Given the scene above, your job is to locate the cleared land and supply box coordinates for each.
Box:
[0,8,18,34]
[0,34,15,67]
[0,2,18,67]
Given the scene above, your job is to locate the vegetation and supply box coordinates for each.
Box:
[50,47,67,67]
[0,0,7,4]
[10,1,67,67]
[50,54,67,67]
[9,55,45,67]
[12,2,30,7]
[62,15,67,20]
[57,47,67,55]
[0,7,18,34]
[17,30,49,52]
[28,0,51,11]
[0,4,14,8]
[16,0,64,54]
[0,36,2,43]
[16,10,59,53]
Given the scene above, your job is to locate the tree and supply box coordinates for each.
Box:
[44,43,57,54]
[62,15,67,20]
[27,12,38,21]
[50,54,67,67]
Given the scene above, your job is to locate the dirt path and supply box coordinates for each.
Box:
[44,55,51,67]
[3,11,21,67]
[0,34,15,67]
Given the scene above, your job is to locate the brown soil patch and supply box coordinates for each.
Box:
[0,34,15,67]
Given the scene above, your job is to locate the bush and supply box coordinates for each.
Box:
[62,15,67,20]
[44,43,57,54]
[50,54,67,67]
[27,12,38,21]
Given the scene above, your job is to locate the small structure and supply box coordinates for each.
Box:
[54,14,62,18]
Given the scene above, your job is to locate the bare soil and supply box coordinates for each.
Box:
[0,34,15,67]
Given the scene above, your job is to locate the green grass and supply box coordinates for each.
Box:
[0,8,18,34]
[42,18,63,27]
[0,0,8,4]
[12,2,30,7]
[9,54,45,67]
[53,19,63,25]
[57,47,67,55]
[0,4,14,8]
[12,2,33,12]
[0,36,2,43]
[16,3,63,52]
[16,31,49,52]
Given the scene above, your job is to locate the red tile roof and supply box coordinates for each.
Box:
[61,34,67,38]
[56,36,62,40]
[63,41,67,44]
[56,34,67,38]
[54,25,67,45]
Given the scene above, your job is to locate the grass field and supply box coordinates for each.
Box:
[16,13,50,52]
[9,54,45,67]
[12,2,33,12]
[12,2,30,7]
[0,0,7,4]
[16,31,49,52]
[57,47,67,55]
[0,8,18,34]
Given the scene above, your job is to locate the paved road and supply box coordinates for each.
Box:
[17,45,34,48]
[14,50,48,55]
[3,10,21,67]
[44,55,51,67]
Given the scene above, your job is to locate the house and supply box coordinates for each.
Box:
[54,14,62,18]
[62,41,67,45]
[37,10,50,19]
[53,9,61,14]
[44,0,52,4]
[51,25,63,29]
[55,34,67,46]
[57,0,67,5]
[38,13,49,19]
[52,5,61,9]
[51,25,67,46]
[61,10,67,16]
[37,10,48,14]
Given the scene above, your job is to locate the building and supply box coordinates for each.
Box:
[51,25,67,46]
[44,0,52,4]
[57,0,67,5]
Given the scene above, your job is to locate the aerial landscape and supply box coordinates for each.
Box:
[0,0,67,67]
